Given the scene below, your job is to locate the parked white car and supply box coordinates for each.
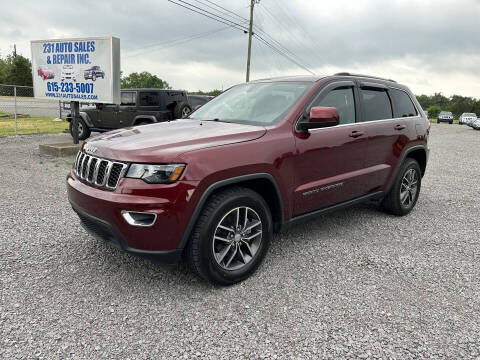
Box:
[437,111,454,124]
[61,65,76,82]
[472,119,480,130]
[459,113,477,125]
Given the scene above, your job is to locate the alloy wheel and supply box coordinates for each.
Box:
[212,206,263,271]
[182,107,191,118]
[400,168,418,208]
[77,122,84,136]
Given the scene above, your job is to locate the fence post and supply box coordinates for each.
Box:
[14,86,17,136]
[59,100,62,119]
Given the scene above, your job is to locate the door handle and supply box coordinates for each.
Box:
[349,130,365,138]
[394,124,406,130]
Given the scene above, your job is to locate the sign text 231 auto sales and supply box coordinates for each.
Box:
[42,40,96,65]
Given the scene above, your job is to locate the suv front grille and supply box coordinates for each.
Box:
[74,151,128,190]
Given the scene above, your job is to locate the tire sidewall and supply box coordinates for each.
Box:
[69,118,89,140]
[196,191,272,284]
[396,159,422,214]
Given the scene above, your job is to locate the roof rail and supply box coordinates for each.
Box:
[334,72,396,83]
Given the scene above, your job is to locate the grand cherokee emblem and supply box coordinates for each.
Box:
[84,144,98,154]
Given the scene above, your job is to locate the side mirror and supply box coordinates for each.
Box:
[298,106,339,131]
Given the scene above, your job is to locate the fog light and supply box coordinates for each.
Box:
[121,211,157,227]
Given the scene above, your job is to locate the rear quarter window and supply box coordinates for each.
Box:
[390,89,418,118]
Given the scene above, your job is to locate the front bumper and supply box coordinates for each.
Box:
[72,204,183,263]
[67,172,200,262]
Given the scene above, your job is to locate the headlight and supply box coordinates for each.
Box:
[126,163,185,184]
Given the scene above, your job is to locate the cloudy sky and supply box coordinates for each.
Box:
[1,0,479,96]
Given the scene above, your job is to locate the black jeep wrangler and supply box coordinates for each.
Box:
[67,89,210,140]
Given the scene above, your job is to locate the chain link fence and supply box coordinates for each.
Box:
[0,83,70,136]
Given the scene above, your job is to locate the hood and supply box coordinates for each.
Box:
[84,119,266,163]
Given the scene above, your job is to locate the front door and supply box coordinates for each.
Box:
[293,81,370,216]
[97,105,118,129]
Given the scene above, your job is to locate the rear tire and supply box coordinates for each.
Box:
[382,158,421,216]
[187,187,272,285]
[449,121,453,124]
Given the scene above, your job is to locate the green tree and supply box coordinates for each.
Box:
[0,57,7,83]
[426,105,441,118]
[121,71,171,89]
[2,54,33,86]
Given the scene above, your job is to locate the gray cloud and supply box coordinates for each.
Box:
[1,0,479,95]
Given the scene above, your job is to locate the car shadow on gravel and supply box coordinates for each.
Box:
[75,201,389,290]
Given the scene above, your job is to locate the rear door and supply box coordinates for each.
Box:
[136,91,169,122]
[356,84,415,192]
[293,81,370,215]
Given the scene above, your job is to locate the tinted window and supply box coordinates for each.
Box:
[120,92,136,106]
[360,89,393,121]
[314,87,355,124]
[139,92,161,106]
[390,89,417,118]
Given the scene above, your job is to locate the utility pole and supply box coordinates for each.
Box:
[13,44,17,58]
[246,0,257,82]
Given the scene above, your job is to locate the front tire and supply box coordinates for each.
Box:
[69,117,91,141]
[174,103,192,119]
[187,187,272,285]
[382,158,421,216]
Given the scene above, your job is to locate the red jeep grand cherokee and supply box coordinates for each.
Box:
[67,73,430,285]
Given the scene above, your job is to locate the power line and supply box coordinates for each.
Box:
[167,0,315,75]
[200,0,248,22]
[191,0,248,23]
[124,26,232,58]
[168,0,249,32]
[254,34,315,75]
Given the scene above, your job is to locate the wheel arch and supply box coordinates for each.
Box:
[179,173,284,249]
[66,112,93,128]
[406,148,427,176]
[385,145,428,193]
[133,115,157,125]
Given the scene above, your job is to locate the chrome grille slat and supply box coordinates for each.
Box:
[81,155,90,179]
[73,150,127,191]
[92,159,102,183]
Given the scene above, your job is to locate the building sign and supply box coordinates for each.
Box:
[31,36,120,104]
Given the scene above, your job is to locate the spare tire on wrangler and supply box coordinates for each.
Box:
[174,103,192,119]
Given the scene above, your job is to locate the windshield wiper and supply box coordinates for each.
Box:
[203,118,231,123]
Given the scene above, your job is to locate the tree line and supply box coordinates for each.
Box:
[416,93,480,118]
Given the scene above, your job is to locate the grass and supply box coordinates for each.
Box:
[0,114,69,136]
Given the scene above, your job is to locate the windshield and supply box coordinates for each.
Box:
[189,81,313,126]
[440,111,452,115]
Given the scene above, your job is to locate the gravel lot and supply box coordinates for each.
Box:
[1,124,479,359]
